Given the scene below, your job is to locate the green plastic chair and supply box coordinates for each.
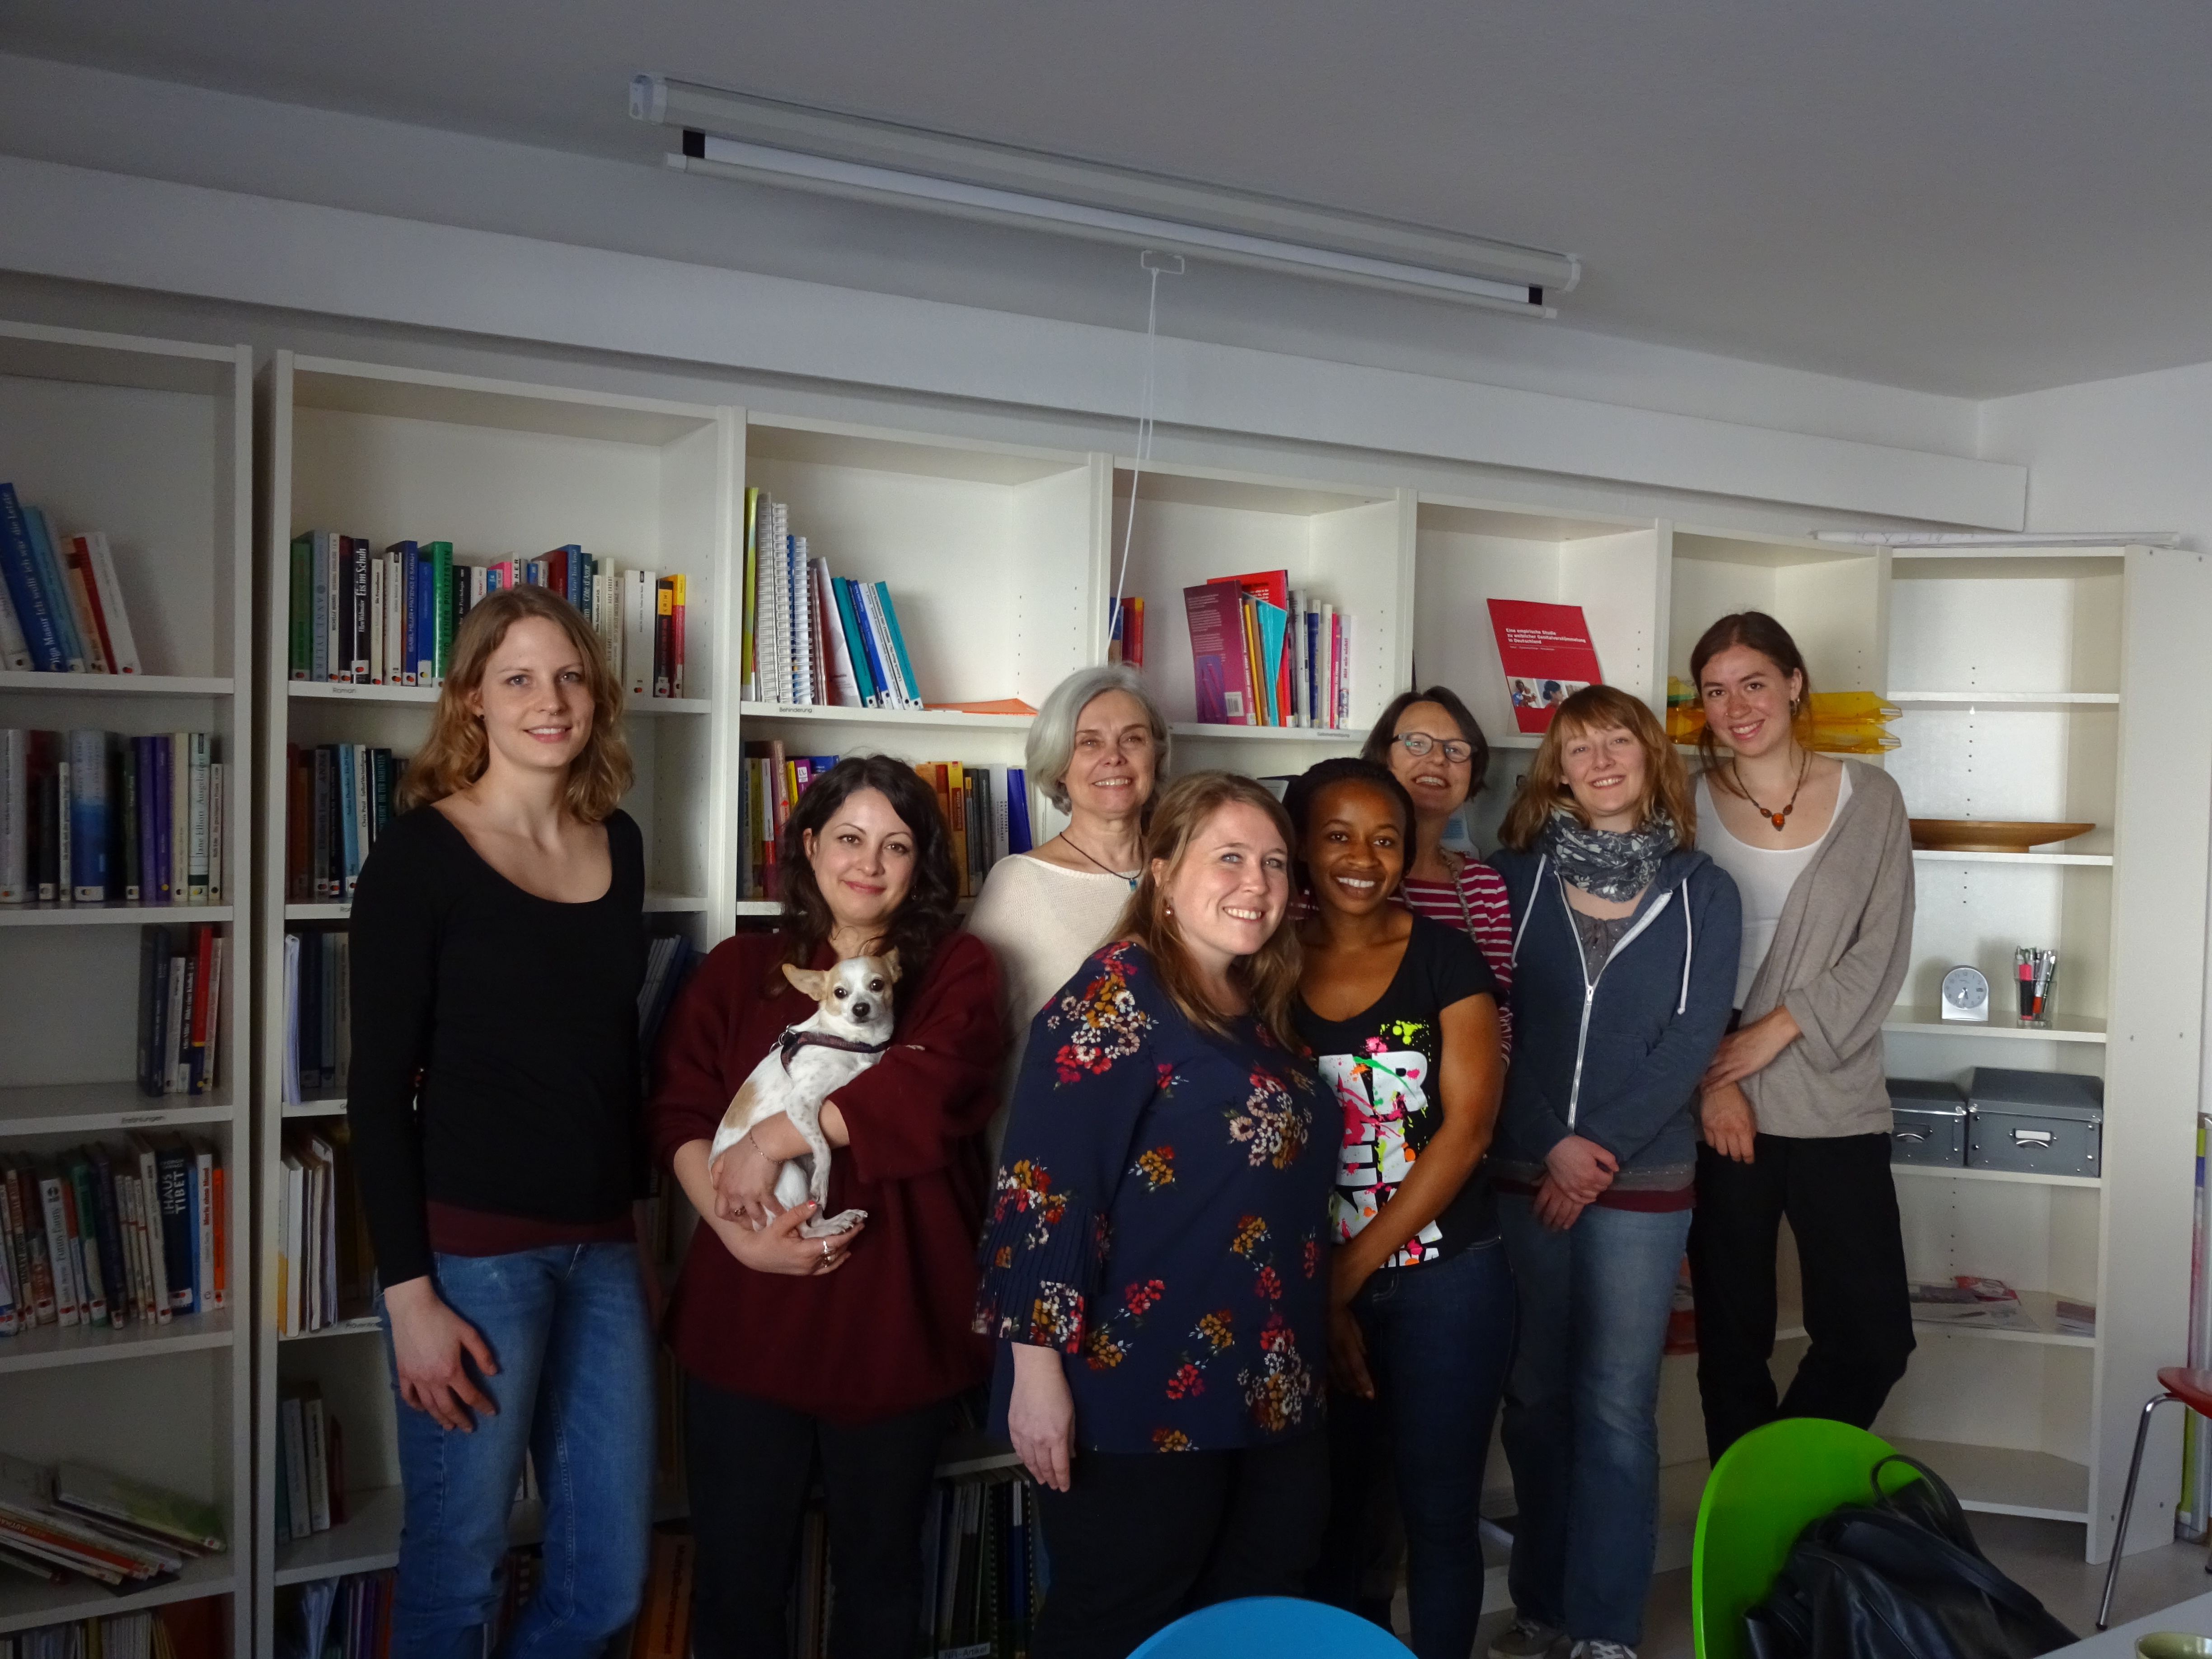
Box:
[1691,1420,1922,1659]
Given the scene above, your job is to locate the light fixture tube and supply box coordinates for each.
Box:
[632,74,1577,315]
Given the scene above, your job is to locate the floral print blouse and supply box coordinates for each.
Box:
[975,942,1336,1454]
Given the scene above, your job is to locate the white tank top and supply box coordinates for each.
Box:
[1695,767,1852,1009]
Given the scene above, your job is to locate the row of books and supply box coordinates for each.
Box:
[274,1383,349,1542]
[740,748,1035,902]
[287,532,689,697]
[281,932,349,1102]
[630,1530,695,1659]
[0,731,222,907]
[1,1604,216,1659]
[138,924,227,1098]
[1106,596,1146,668]
[1182,571,1354,728]
[0,1135,225,1335]
[275,1122,374,1338]
[285,744,405,904]
[275,1572,390,1659]
[0,484,144,675]
[919,1475,1045,1659]
[0,1456,225,1593]
[743,489,926,709]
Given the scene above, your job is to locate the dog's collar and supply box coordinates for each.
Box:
[778,1026,893,1070]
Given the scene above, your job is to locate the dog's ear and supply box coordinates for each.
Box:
[782,963,829,1000]
[880,949,901,984]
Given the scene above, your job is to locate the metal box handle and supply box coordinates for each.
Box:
[2010,1129,2056,1148]
[1894,1130,1928,1143]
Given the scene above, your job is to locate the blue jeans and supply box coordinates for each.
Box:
[382,1244,656,1659]
[1497,1196,1691,1647]
[1314,1239,1517,1659]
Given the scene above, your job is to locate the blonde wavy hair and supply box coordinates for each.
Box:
[397,585,633,821]
[1111,770,1303,1050]
[1497,683,1695,852]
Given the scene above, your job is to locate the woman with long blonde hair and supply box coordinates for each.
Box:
[347,584,657,1659]
[1484,685,1739,1659]
[976,771,1336,1659]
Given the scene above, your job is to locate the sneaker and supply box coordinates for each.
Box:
[1489,1620,1565,1659]
[1570,1642,1637,1659]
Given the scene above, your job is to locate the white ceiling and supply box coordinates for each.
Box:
[9,0,2212,398]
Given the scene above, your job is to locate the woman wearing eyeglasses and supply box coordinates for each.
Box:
[1362,688,1515,1043]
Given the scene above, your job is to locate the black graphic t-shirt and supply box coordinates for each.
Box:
[1296,913,1500,1267]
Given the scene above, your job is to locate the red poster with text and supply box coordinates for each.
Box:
[1487,600,1603,734]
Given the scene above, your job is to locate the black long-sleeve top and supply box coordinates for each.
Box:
[345,804,647,1287]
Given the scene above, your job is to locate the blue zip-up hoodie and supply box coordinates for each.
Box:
[1488,844,1741,1189]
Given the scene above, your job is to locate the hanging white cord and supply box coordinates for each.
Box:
[1109,252,1177,647]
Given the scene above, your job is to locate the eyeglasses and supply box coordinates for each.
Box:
[1394,732,1475,764]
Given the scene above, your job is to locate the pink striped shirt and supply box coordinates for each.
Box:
[1397,858,1515,1053]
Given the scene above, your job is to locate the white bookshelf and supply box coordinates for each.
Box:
[249,354,743,1659]
[0,321,253,1654]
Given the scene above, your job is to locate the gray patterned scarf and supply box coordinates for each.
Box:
[1539,807,1676,904]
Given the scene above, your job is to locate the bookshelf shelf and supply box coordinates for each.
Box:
[0,1307,233,1377]
[1881,1438,2089,1523]
[1911,1290,2096,1350]
[0,672,235,697]
[0,319,252,1659]
[1883,1008,2107,1043]
[1910,849,2112,867]
[0,1553,239,1637]
[253,352,743,1659]
[933,1427,1022,1481]
[0,905,235,928]
[741,701,1036,732]
[1165,722,1365,745]
[1891,1163,2101,1190]
[276,1317,381,1344]
[0,1080,233,1135]
[271,1484,402,1587]
[1891,690,2119,707]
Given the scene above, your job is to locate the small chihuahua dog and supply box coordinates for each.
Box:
[710,950,900,1239]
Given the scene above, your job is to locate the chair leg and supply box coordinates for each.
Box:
[2099,1392,2179,1630]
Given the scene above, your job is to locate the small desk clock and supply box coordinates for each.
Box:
[1940,964,1991,1023]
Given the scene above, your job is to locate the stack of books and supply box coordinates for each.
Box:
[287,533,688,698]
[274,1383,348,1542]
[628,1532,695,1659]
[272,1122,374,1338]
[0,1135,225,1336]
[742,489,924,708]
[283,743,405,904]
[280,932,348,1105]
[138,923,227,1097]
[1180,570,1351,729]
[0,1457,225,1593]
[0,731,223,907]
[0,483,143,675]
[1107,596,1146,668]
[2,1606,207,1659]
[740,747,1032,902]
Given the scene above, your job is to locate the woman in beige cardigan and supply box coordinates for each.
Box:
[1686,611,1917,1462]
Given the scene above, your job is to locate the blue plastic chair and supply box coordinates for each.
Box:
[1126,1596,1415,1659]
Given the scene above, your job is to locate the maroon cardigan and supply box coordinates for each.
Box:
[649,928,1003,1422]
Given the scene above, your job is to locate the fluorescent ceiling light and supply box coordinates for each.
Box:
[632,74,1577,317]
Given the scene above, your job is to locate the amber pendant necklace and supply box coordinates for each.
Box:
[1735,747,1811,832]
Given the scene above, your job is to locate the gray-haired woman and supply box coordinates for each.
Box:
[965,664,1169,1148]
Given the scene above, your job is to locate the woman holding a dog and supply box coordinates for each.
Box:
[650,755,1004,1659]
[977,771,1337,1659]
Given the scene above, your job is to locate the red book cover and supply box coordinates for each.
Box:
[546,548,569,602]
[1181,583,1253,725]
[1211,571,1291,722]
[1486,600,1603,734]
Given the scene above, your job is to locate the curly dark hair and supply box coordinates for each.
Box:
[773,755,960,993]
[1281,757,1418,898]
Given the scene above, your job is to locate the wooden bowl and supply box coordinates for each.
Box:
[1908,819,2096,853]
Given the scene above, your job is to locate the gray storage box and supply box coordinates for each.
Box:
[1888,1079,1967,1167]
[1965,1067,2103,1177]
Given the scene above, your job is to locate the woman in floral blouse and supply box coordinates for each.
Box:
[975,771,1336,1659]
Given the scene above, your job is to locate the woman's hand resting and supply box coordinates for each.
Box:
[706,1200,861,1276]
[1008,1344,1076,1493]
[710,1131,786,1230]
[384,1276,499,1432]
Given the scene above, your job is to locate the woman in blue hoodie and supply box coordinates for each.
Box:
[1484,684,1740,1659]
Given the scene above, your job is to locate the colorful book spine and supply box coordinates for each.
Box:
[0,484,67,672]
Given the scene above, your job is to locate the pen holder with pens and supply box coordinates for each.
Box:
[2015,948,2057,1029]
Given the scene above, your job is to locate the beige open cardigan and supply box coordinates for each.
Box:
[1724,759,1916,1139]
